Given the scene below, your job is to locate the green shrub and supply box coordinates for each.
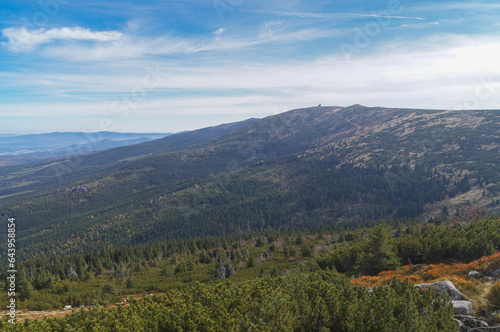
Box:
[0,271,456,331]
[487,282,500,309]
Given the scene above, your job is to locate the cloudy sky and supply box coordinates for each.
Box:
[1,0,500,134]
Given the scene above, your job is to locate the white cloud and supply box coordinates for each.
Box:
[14,25,335,61]
[258,10,426,21]
[411,2,500,12]
[2,33,500,133]
[1,27,123,52]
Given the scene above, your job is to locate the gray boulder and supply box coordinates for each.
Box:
[490,268,500,278]
[415,280,464,300]
[468,271,480,278]
[467,327,500,331]
[455,315,488,329]
[452,300,472,315]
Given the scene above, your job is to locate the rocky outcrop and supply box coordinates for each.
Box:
[414,280,500,331]
[414,281,474,323]
[453,315,500,332]
[468,271,480,278]
[466,327,500,331]
[452,301,473,315]
[415,280,464,300]
[455,315,488,330]
[147,196,165,206]
[490,268,500,278]
[55,185,88,195]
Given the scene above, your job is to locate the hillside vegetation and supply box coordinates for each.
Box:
[0,105,499,330]
[1,106,499,259]
[1,216,500,327]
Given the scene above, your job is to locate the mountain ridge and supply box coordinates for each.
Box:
[0,118,258,200]
[1,105,499,258]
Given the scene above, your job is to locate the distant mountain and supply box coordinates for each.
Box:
[0,131,171,161]
[2,105,499,258]
[0,135,169,166]
[0,118,258,199]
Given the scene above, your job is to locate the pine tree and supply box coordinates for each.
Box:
[17,270,33,300]
[225,260,235,277]
[125,276,134,289]
[356,224,401,275]
[247,256,255,268]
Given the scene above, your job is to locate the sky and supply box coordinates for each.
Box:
[1,0,500,134]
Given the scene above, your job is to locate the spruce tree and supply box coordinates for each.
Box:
[356,224,401,275]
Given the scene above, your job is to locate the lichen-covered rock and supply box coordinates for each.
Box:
[468,271,480,278]
[466,326,500,331]
[455,315,488,329]
[490,268,500,278]
[415,280,464,300]
[452,300,472,315]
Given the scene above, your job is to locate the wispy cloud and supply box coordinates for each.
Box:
[3,33,500,119]
[1,0,499,134]
[256,10,426,21]
[1,23,335,61]
[410,2,500,12]
[1,27,123,52]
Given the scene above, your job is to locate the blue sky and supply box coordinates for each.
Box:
[1,0,500,134]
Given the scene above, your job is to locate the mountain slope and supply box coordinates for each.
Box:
[0,118,257,201]
[0,132,170,154]
[0,136,168,167]
[2,105,499,258]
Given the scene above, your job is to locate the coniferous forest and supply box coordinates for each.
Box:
[0,106,500,330]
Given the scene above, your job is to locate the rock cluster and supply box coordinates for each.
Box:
[490,268,500,278]
[416,280,500,331]
[147,196,165,205]
[454,315,489,331]
[55,185,88,195]
[415,280,464,301]
[452,301,473,315]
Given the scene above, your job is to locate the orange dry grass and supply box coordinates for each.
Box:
[352,251,500,290]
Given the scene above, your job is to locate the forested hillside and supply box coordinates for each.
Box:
[2,216,500,329]
[1,106,499,260]
[1,272,456,331]
[0,119,256,201]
